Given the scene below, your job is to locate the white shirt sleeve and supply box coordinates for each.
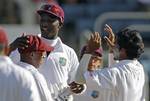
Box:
[84,68,117,90]
[9,49,20,64]
[33,73,54,101]
[75,54,92,84]
[19,69,41,101]
[67,49,79,84]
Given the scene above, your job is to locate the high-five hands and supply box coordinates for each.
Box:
[86,32,101,54]
[8,33,30,55]
[104,24,116,53]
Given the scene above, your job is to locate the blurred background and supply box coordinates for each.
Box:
[0,0,149,100]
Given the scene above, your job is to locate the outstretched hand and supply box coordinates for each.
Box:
[104,24,115,52]
[86,32,101,54]
[9,34,30,54]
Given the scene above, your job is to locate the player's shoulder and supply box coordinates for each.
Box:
[11,62,35,82]
[1,56,29,76]
[97,66,119,77]
[62,43,76,53]
[58,37,77,58]
[62,42,72,49]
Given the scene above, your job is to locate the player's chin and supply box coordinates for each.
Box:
[41,32,49,38]
[88,66,95,71]
[41,30,48,35]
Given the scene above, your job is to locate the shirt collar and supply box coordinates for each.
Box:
[17,61,38,72]
[119,59,138,64]
[41,37,59,47]
[41,37,64,52]
[112,59,139,68]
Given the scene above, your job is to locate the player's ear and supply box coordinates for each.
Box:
[59,22,63,28]
[30,52,34,57]
[4,46,9,56]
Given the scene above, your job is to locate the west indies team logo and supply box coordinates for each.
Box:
[91,90,99,99]
[59,57,67,66]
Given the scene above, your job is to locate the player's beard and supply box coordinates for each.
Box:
[41,29,58,40]
[47,33,58,39]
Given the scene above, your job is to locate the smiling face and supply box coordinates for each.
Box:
[88,55,103,71]
[40,13,61,39]
[30,51,47,68]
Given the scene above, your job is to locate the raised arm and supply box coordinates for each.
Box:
[68,32,102,95]
[8,34,29,55]
[75,32,101,83]
[104,24,117,66]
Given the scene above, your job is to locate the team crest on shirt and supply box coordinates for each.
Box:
[91,90,99,99]
[59,57,67,66]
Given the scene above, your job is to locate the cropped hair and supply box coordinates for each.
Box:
[116,28,144,59]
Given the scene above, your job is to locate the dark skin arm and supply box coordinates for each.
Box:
[69,81,85,94]
[86,32,101,54]
[86,32,102,71]
[8,35,29,55]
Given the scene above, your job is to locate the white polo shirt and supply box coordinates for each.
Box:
[38,37,79,99]
[17,61,54,101]
[9,37,79,99]
[75,53,120,101]
[0,56,41,101]
[84,59,145,101]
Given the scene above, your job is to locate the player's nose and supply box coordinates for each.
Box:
[41,23,48,29]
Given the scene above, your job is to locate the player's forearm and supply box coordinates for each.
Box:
[75,54,92,84]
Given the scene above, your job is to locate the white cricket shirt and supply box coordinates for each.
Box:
[84,59,146,101]
[38,37,79,98]
[0,56,41,101]
[17,61,54,101]
[9,37,79,99]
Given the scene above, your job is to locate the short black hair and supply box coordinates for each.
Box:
[116,27,144,59]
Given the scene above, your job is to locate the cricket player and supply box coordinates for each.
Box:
[79,46,104,101]
[17,35,54,101]
[60,46,103,100]
[76,27,146,101]
[73,24,117,101]
[0,27,41,101]
[9,3,79,101]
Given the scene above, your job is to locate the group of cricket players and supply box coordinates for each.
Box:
[0,2,148,101]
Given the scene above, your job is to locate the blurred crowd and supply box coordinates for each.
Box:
[0,0,150,51]
[0,1,150,100]
[1,0,150,24]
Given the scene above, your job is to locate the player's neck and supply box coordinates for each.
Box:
[41,37,59,46]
